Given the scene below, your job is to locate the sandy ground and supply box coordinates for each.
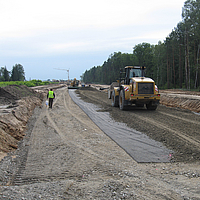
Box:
[0,86,200,199]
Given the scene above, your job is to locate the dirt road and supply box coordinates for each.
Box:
[0,86,200,199]
[76,87,200,163]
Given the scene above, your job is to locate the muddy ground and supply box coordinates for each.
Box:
[0,85,200,199]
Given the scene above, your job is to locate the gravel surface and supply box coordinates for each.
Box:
[0,86,200,199]
[76,87,200,163]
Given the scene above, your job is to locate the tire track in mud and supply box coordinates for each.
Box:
[134,108,200,146]
[133,113,200,147]
[159,111,200,125]
[12,103,49,185]
[54,88,116,161]
[12,88,78,185]
[63,89,101,133]
[12,87,121,186]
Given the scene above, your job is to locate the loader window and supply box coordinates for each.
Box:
[125,68,130,84]
[129,69,142,78]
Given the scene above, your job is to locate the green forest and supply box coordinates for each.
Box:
[0,64,52,87]
[0,64,25,82]
[82,0,200,90]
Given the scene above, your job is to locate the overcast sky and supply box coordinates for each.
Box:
[0,0,186,81]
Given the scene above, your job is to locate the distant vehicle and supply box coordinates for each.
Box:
[68,78,79,89]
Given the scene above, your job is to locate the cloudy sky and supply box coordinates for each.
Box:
[0,0,186,81]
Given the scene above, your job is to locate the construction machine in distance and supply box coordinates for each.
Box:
[68,78,79,89]
[108,66,160,110]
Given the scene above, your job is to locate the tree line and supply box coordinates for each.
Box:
[82,0,200,90]
[0,64,25,82]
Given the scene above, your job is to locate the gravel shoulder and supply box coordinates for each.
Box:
[0,86,200,199]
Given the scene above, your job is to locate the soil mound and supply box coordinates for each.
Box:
[160,89,200,113]
[0,85,42,105]
[0,85,44,153]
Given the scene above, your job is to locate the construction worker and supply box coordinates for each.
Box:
[47,89,55,109]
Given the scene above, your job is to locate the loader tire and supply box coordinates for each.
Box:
[119,89,126,110]
[108,89,112,99]
[111,90,119,107]
[136,103,144,107]
[146,102,157,110]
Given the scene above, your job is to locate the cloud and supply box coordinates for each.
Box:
[0,0,184,35]
[0,0,186,80]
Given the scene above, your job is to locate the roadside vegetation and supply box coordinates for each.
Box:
[82,0,200,90]
[0,64,52,87]
[0,80,51,87]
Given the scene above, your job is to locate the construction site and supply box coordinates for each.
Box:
[0,83,200,199]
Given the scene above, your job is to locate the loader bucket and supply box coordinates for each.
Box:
[68,86,79,89]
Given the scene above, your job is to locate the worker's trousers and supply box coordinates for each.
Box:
[49,98,54,108]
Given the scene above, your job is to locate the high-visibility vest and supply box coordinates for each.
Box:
[48,91,54,98]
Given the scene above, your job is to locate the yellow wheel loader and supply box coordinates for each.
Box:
[109,66,160,110]
[68,78,79,89]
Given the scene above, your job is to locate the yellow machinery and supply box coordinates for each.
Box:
[68,78,79,89]
[108,66,160,110]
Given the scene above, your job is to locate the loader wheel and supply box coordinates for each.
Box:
[136,103,144,107]
[111,90,119,107]
[119,89,126,110]
[146,102,157,110]
[108,89,112,99]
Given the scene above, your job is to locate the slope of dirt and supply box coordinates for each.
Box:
[0,85,44,153]
[160,89,200,113]
[0,84,64,155]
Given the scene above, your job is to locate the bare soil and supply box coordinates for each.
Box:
[76,86,200,163]
[0,85,200,199]
[0,84,63,155]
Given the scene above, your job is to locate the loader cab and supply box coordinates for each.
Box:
[124,66,146,84]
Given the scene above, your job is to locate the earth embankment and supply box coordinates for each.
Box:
[0,84,64,155]
[160,89,200,113]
